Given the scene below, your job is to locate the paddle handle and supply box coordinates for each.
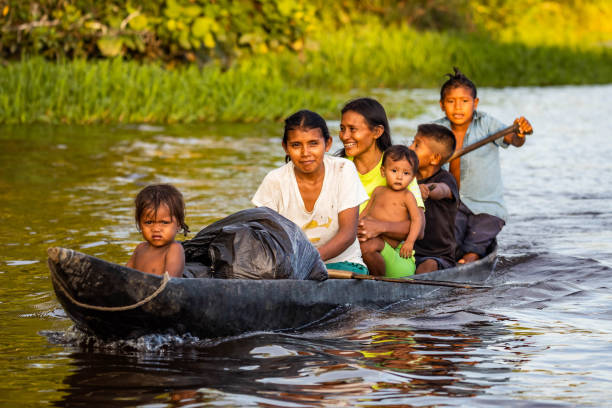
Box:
[328,269,376,281]
[327,269,490,289]
[444,123,532,164]
[327,270,355,279]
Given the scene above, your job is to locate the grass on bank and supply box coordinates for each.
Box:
[1,24,611,124]
[0,58,341,124]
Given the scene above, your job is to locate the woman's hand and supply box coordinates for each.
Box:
[358,216,415,242]
[357,216,383,242]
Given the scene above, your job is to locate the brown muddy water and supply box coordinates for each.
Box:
[1,85,611,407]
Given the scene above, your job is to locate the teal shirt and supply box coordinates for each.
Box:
[434,111,509,221]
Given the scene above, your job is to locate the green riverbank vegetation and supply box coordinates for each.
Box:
[1,0,611,124]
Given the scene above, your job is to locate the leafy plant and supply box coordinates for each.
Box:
[0,0,318,63]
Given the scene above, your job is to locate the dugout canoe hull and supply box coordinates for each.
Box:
[47,246,497,340]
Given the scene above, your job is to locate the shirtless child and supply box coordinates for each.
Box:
[127,184,189,278]
[359,145,422,277]
[409,124,459,274]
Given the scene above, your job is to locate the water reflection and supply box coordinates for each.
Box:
[50,318,525,407]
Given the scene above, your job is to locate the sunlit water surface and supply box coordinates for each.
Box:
[0,85,611,407]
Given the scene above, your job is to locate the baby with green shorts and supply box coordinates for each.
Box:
[358,145,422,278]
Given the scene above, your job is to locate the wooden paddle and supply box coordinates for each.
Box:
[444,123,533,164]
[327,269,491,289]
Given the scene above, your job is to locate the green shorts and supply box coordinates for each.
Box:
[381,242,415,278]
[326,261,369,275]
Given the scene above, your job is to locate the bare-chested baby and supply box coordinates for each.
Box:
[127,184,189,278]
[358,145,422,278]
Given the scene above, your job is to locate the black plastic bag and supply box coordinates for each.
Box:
[182,207,328,281]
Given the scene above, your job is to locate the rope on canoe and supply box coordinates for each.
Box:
[51,270,170,312]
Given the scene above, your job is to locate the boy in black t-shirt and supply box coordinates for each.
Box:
[409,124,459,274]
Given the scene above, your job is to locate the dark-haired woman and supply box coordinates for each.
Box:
[338,98,425,274]
[252,110,369,274]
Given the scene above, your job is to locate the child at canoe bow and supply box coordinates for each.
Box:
[127,184,189,277]
[433,67,533,264]
[358,145,422,277]
[409,124,460,274]
[252,110,369,274]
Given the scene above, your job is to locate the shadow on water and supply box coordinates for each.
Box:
[40,252,612,407]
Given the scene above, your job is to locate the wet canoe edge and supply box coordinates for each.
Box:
[47,246,497,340]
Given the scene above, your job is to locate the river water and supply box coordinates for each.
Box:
[1,85,611,407]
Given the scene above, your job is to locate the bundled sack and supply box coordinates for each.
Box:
[182,207,327,281]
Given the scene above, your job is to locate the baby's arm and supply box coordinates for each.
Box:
[165,242,185,278]
[408,180,426,240]
[399,191,422,258]
[318,206,359,262]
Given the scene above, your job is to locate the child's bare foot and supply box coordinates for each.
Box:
[458,252,480,264]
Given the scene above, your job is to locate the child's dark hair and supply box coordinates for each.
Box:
[282,110,330,162]
[382,145,419,175]
[440,67,477,100]
[337,97,392,157]
[134,184,189,236]
[417,123,457,162]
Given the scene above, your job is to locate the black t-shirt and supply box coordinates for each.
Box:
[415,169,459,265]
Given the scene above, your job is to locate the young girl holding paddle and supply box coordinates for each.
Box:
[337,98,425,276]
[433,67,533,264]
[252,110,369,274]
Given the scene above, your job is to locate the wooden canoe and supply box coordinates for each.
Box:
[47,246,497,340]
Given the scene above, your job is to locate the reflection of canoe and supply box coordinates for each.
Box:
[47,246,497,340]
